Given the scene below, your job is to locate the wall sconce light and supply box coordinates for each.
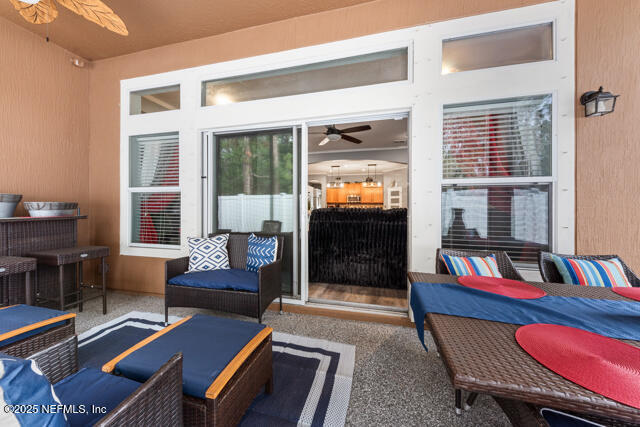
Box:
[580,86,619,117]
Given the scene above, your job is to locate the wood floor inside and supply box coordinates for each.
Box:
[308,282,407,308]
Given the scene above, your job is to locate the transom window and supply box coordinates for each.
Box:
[202,48,408,106]
[442,23,553,74]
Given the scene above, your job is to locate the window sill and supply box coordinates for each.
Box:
[120,245,186,259]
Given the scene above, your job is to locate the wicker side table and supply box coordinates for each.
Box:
[28,246,109,314]
[0,256,37,305]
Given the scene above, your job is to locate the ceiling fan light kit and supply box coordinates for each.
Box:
[316,124,372,146]
[10,0,128,35]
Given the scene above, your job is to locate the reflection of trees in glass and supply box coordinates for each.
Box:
[218,132,293,196]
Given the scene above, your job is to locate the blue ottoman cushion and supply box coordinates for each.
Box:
[168,269,259,292]
[0,305,73,348]
[54,368,141,426]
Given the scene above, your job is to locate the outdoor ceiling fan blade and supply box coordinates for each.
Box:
[341,134,362,144]
[339,125,372,134]
[56,0,128,35]
[9,0,57,24]
[318,137,330,146]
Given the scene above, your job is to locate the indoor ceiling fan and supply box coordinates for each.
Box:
[313,124,372,146]
[9,0,128,35]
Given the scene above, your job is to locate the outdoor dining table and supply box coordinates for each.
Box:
[408,272,640,426]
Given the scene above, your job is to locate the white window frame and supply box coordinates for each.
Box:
[440,94,555,266]
[118,0,575,290]
[414,1,575,274]
[127,132,181,250]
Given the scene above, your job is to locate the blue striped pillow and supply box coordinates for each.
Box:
[440,253,502,277]
[551,255,632,287]
[246,234,278,272]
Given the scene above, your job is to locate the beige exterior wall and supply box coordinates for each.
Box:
[0,17,90,245]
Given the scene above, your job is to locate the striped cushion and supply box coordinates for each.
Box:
[551,255,632,287]
[440,253,502,277]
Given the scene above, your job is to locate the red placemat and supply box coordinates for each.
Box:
[457,276,546,299]
[612,287,640,302]
[516,324,640,409]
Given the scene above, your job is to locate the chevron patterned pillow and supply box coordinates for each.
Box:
[246,234,278,272]
[188,234,230,272]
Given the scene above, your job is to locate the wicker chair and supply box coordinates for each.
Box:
[26,336,184,426]
[538,252,640,286]
[435,248,525,281]
[165,232,283,324]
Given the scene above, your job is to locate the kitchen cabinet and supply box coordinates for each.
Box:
[325,183,383,206]
[361,186,384,204]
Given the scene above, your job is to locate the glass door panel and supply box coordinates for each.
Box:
[212,128,298,297]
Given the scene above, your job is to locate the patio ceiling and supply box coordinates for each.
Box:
[0,0,377,60]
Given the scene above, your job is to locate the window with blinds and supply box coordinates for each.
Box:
[129,133,180,246]
[441,95,552,264]
[443,95,551,179]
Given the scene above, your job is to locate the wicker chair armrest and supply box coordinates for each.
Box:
[259,259,282,302]
[95,353,183,427]
[28,335,78,384]
[619,260,640,287]
[166,256,189,282]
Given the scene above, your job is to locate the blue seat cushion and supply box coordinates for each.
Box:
[168,269,259,292]
[0,305,73,348]
[54,368,141,426]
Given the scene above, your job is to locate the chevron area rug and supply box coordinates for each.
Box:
[78,312,355,426]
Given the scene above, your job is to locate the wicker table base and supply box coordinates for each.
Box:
[0,256,36,305]
[28,246,109,314]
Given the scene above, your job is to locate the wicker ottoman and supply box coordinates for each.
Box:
[102,314,273,427]
[0,304,75,358]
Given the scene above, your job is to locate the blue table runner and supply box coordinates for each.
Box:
[411,282,640,352]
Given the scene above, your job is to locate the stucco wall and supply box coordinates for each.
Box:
[0,17,90,245]
[574,0,640,263]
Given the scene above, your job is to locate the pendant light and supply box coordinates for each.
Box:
[328,165,344,188]
[363,164,381,187]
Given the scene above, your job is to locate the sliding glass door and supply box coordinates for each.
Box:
[205,127,300,298]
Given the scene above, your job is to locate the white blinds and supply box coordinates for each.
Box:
[441,95,553,264]
[131,192,181,245]
[129,132,180,246]
[441,184,550,264]
[443,95,552,179]
[130,133,179,187]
